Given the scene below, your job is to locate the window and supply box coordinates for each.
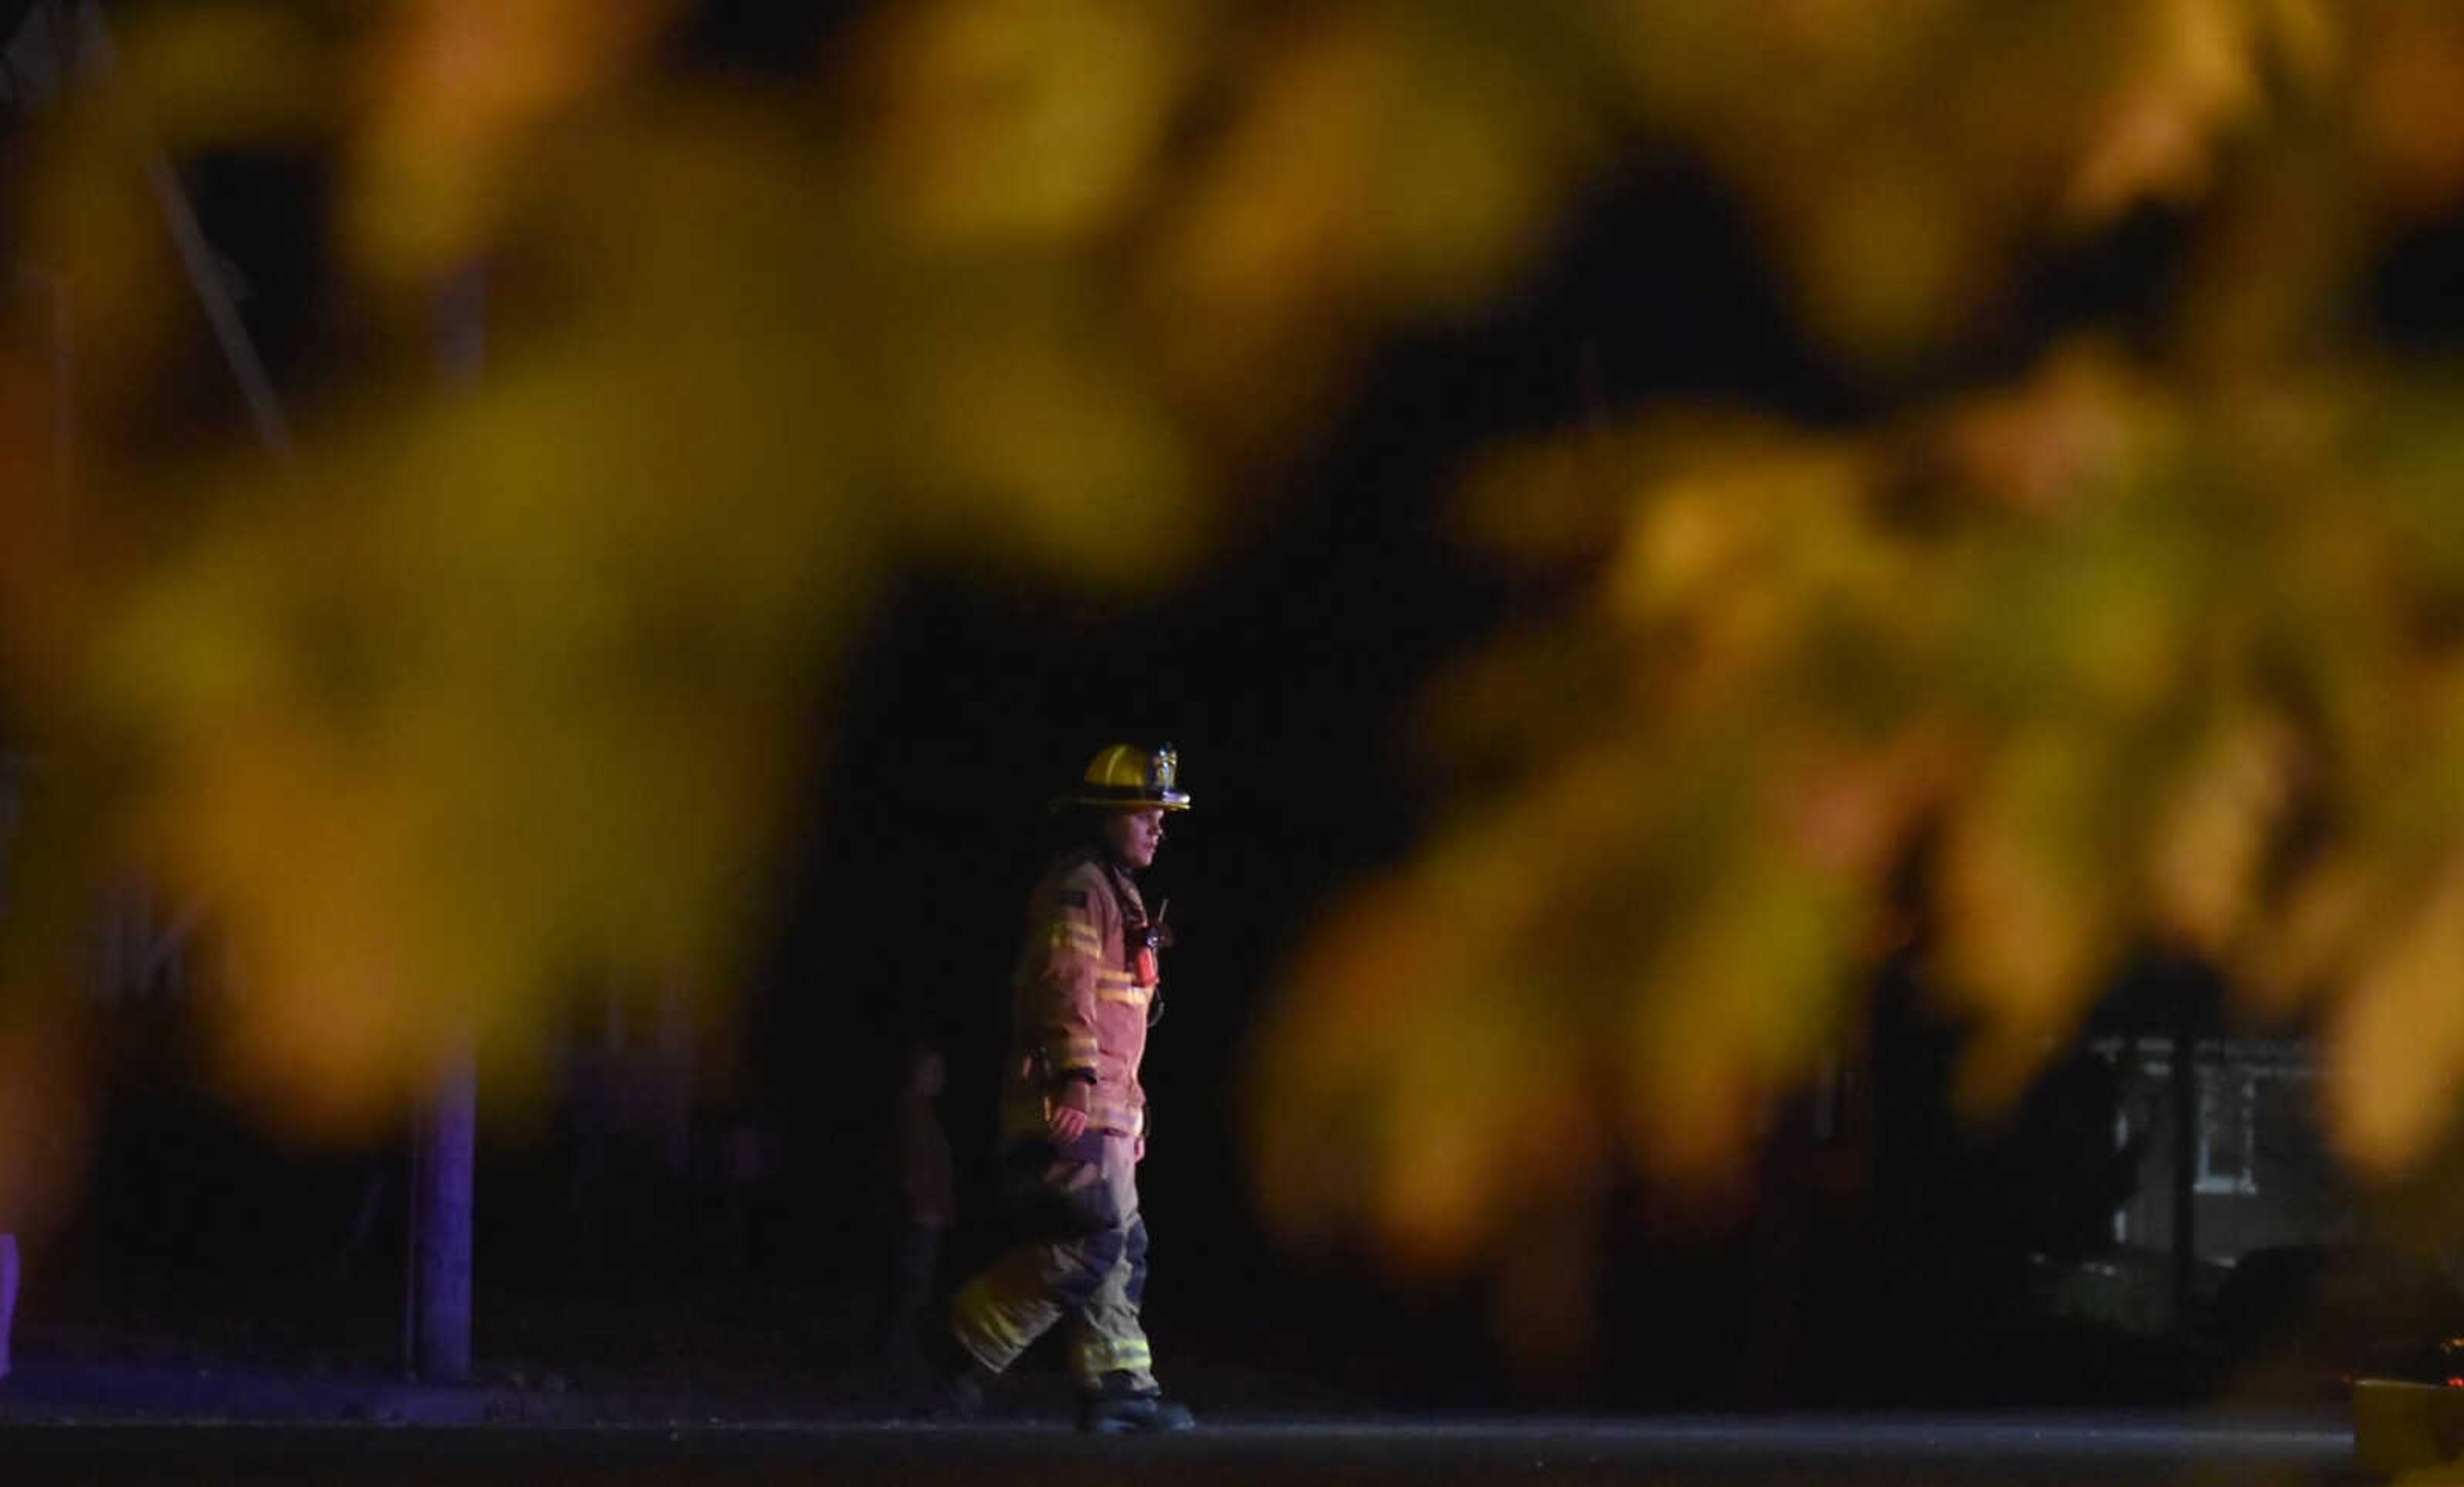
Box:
[2196,1066,2257,1196]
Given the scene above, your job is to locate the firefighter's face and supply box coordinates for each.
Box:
[1104,807,1167,869]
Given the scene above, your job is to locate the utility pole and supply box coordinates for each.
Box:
[2170,1002,2198,1327]
[406,1051,476,1382]
[2156,951,2223,1332]
[405,267,487,1384]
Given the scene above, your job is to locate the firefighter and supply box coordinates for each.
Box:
[941,743,1197,1433]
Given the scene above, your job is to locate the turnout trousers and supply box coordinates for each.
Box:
[950,1133,1156,1391]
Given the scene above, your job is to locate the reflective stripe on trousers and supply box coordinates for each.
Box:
[950,1132,1156,1393]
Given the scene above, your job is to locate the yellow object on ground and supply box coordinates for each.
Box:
[2356,1378,2464,1478]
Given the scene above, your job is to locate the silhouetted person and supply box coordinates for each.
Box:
[882,1041,953,1373]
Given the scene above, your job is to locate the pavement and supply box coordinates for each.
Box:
[0,1413,2372,1486]
[0,1355,598,1425]
[0,1355,2375,1486]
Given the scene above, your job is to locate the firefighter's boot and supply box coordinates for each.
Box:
[1076,1370,1195,1434]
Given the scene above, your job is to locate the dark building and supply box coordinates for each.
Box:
[2099,1036,2350,1266]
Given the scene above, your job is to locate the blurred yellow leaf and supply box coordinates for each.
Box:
[1932,731,2115,1108]
[2063,0,2263,223]
[2327,858,2464,1175]
[2355,1,2464,212]
[119,4,334,149]
[348,0,683,279]
[1622,853,1859,1180]
[2146,711,2298,954]
[862,0,1201,247]
[1929,346,2147,518]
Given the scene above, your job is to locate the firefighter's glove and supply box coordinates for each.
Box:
[1047,1076,1094,1146]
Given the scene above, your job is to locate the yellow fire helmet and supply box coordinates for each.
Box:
[1051,742,1192,812]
